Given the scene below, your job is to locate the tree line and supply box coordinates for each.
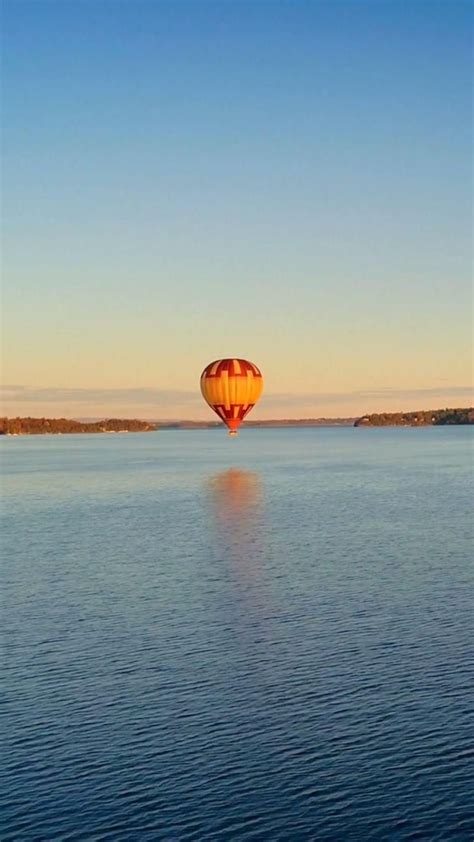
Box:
[354,408,473,427]
[0,417,157,435]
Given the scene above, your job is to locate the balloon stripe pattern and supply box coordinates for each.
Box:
[200,358,264,434]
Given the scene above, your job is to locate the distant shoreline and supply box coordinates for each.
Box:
[1,408,472,435]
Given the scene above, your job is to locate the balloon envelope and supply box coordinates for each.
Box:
[200,358,263,434]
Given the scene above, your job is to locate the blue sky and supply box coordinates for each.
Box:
[2,0,472,419]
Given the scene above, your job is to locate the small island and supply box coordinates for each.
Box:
[0,417,156,435]
[354,408,473,427]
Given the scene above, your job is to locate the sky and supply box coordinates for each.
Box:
[2,0,472,420]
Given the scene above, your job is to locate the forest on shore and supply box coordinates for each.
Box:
[0,417,156,435]
[354,408,473,427]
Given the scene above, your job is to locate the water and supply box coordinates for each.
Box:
[2,427,473,840]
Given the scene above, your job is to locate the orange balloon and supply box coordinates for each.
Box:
[200,358,264,435]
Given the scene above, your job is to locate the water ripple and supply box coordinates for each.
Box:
[2,429,473,840]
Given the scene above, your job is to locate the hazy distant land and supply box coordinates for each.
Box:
[1,408,472,435]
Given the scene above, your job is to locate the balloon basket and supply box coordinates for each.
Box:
[228,430,238,437]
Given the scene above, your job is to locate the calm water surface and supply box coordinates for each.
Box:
[2,428,473,840]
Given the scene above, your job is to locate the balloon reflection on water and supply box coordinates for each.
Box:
[206,469,265,581]
[206,469,278,653]
[207,468,262,517]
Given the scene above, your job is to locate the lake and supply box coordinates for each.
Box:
[2,427,473,840]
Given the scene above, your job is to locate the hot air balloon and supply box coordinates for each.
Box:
[200,358,263,435]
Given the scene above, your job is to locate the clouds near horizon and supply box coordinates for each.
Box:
[2,384,472,421]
